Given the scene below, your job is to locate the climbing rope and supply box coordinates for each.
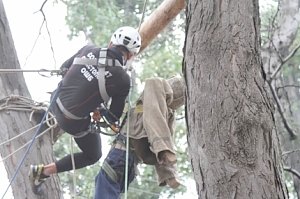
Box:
[0,89,60,199]
[70,137,77,199]
[124,75,133,199]
[123,0,148,198]
[0,95,58,147]
[0,68,61,77]
[0,120,56,163]
[0,95,58,146]
[138,0,148,30]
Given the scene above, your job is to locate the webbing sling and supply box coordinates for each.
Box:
[72,48,122,103]
[102,160,118,182]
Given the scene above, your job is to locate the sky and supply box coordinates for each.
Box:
[0,1,198,199]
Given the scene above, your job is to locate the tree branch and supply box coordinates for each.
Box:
[284,166,300,180]
[270,42,300,80]
[282,149,300,156]
[24,0,57,68]
[277,84,300,90]
[267,81,297,140]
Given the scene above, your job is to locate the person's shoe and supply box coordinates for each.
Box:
[29,164,49,195]
[166,177,181,189]
[158,150,177,166]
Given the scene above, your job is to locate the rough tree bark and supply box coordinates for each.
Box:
[184,0,287,198]
[0,0,62,198]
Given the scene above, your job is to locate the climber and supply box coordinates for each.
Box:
[29,26,141,194]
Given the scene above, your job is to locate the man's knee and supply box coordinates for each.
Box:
[85,149,102,165]
[90,151,102,164]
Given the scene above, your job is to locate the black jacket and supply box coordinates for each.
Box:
[57,44,130,122]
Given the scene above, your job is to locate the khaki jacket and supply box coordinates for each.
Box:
[121,77,181,185]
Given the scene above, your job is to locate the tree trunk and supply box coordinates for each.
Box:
[0,0,62,198]
[184,0,287,198]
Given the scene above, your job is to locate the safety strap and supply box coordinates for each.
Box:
[56,97,88,120]
[97,49,110,103]
[102,160,118,182]
[72,48,123,103]
[116,133,127,145]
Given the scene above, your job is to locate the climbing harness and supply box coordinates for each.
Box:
[72,48,122,104]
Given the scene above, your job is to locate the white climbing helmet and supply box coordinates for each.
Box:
[110,26,141,55]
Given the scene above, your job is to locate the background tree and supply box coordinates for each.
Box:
[0,0,62,198]
[260,0,300,197]
[184,0,288,198]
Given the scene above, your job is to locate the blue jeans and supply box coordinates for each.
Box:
[94,148,135,199]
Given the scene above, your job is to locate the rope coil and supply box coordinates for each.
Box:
[0,95,59,162]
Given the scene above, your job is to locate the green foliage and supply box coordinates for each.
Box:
[64,0,146,45]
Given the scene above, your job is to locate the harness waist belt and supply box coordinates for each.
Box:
[56,97,88,120]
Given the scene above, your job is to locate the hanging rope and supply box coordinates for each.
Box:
[123,1,148,198]
[124,76,133,199]
[138,0,148,31]
[70,137,77,199]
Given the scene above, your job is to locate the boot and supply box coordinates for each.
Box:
[158,150,177,166]
[166,177,181,189]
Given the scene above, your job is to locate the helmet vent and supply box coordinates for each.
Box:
[123,36,131,45]
[123,39,130,45]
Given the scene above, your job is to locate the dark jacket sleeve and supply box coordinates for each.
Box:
[104,67,130,123]
[108,94,127,122]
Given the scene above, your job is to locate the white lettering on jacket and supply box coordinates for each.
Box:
[80,52,99,82]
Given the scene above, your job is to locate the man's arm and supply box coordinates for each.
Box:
[102,95,127,124]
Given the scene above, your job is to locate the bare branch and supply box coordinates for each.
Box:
[23,21,45,67]
[277,84,300,90]
[270,42,300,80]
[284,166,300,180]
[38,0,57,67]
[267,81,297,140]
[24,0,57,68]
[282,149,300,156]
